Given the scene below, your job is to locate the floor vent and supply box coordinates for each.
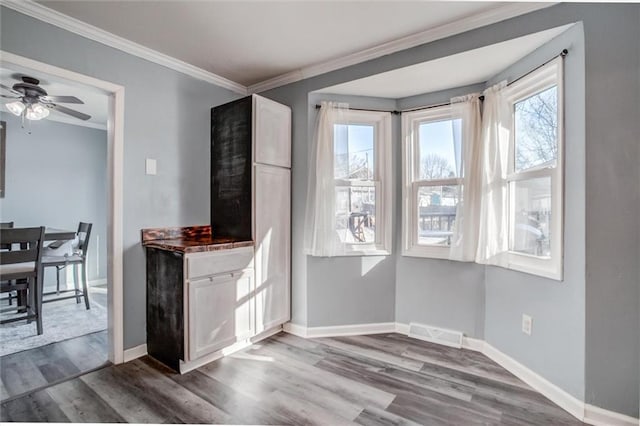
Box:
[408,323,463,349]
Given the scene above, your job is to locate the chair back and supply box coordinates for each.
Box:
[0,221,14,251]
[76,222,92,258]
[0,227,45,280]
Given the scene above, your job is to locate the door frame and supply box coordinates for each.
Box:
[1,50,125,364]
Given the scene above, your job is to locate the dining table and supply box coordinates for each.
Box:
[44,228,76,241]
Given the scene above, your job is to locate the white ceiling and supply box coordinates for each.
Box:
[0,66,109,129]
[35,1,551,88]
[315,24,573,99]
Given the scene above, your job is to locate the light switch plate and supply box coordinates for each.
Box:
[145,158,157,175]
[522,314,533,335]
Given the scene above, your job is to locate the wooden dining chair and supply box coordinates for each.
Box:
[41,222,92,309]
[0,221,15,306]
[0,226,45,335]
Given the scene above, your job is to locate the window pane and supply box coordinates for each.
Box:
[334,124,375,180]
[417,185,460,246]
[514,86,558,172]
[335,186,376,244]
[418,119,461,180]
[510,177,551,257]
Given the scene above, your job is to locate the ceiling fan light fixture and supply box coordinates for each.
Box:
[6,100,25,116]
[25,103,50,120]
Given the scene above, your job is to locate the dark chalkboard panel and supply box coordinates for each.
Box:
[211,96,252,240]
[146,247,184,371]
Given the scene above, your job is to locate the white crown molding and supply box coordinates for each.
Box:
[2,0,554,96]
[0,0,248,95]
[248,2,555,94]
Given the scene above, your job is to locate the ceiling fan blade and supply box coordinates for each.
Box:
[0,94,20,99]
[48,103,91,121]
[0,83,21,96]
[41,95,84,104]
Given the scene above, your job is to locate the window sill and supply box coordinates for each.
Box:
[402,245,450,259]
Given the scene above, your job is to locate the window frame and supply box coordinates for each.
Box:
[501,57,564,280]
[332,109,392,256]
[401,105,462,259]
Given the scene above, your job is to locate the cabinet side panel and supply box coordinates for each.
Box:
[211,96,253,240]
[255,165,291,332]
[146,247,184,371]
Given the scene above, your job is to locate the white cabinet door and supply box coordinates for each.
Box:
[253,95,291,168]
[254,164,291,333]
[188,270,253,361]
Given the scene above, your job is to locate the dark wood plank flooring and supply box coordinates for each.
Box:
[1,330,109,402]
[0,332,585,425]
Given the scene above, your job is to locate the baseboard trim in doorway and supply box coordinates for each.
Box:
[123,343,147,362]
[283,321,639,426]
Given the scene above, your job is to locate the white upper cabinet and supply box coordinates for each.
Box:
[253,94,291,168]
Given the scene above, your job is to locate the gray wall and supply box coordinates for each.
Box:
[0,6,242,348]
[264,4,639,417]
[483,24,586,402]
[580,4,640,417]
[395,84,487,339]
[0,113,107,287]
[306,93,397,327]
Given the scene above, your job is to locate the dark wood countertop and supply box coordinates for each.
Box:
[141,225,253,254]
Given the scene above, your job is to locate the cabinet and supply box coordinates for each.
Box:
[188,269,253,360]
[254,164,290,333]
[211,94,292,334]
[145,245,254,372]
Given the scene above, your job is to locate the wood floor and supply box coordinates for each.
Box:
[1,330,109,401]
[0,332,584,425]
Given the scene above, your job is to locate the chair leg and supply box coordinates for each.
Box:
[74,264,81,304]
[56,266,61,295]
[82,262,90,310]
[34,276,43,335]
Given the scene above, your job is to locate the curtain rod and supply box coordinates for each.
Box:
[505,48,568,88]
[315,49,568,115]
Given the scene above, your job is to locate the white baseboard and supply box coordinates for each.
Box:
[282,322,308,338]
[123,343,147,362]
[584,404,639,426]
[89,278,108,287]
[482,342,585,420]
[284,321,639,426]
[284,322,396,339]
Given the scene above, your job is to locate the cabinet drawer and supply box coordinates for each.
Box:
[186,247,253,279]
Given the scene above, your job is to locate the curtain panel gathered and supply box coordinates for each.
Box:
[303,101,349,257]
[475,82,511,266]
[449,93,482,262]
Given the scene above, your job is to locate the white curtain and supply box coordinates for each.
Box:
[449,93,482,262]
[475,82,511,266]
[304,101,348,257]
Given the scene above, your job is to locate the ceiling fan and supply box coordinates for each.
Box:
[1,75,91,121]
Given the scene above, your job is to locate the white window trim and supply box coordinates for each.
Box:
[334,109,392,256]
[500,57,564,280]
[401,105,459,259]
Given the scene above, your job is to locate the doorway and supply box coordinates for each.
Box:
[0,51,124,399]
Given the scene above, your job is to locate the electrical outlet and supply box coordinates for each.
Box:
[522,314,533,335]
